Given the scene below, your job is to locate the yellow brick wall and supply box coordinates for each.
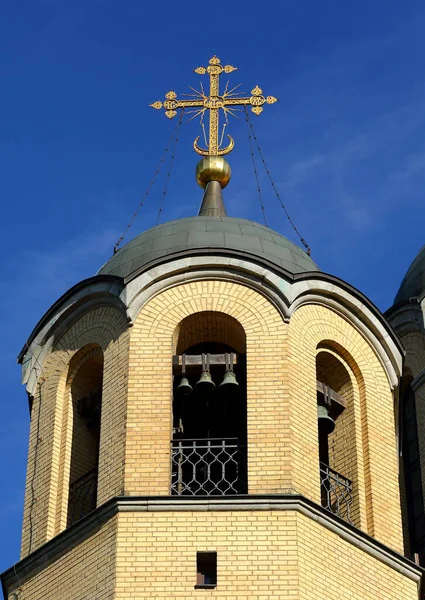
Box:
[10,516,117,600]
[176,310,246,354]
[20,306,129,557]
[296,512,416,599]
[20,278,404,563]
[126,280,402,549]
[126,280,289,497]
[113,510,416,600]
[288,304,403,552]
[115,510,298,599]
[10,510,416,600]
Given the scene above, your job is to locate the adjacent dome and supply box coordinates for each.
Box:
[98,216,318,280]
[395,245,425,303]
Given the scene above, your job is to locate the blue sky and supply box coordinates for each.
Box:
[1,0,425,583]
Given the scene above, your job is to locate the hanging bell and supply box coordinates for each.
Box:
[177,354,193,396]
[220,353,239,390]
[317,404,335,435]
[196,370,216,392]
[195,353,216,393]
[177,376,193,396]
[220,370,239,389]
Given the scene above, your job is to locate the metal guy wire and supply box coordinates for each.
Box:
[113,109,185,253]
[244,107,311,255]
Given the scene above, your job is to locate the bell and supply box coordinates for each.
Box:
[317,405,335,435]
[220,370,239,388]
[177,376,193,396]
[196,353,216,393]
[196,370,216,392]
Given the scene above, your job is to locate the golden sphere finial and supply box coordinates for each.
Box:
[196,156,231,189]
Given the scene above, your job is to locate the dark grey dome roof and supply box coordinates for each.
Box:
[395,244,425,303]
[98,216,318,279]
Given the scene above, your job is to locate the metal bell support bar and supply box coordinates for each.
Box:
[220,353,239,388]
[177,354,193,396]
[196,353,216,392]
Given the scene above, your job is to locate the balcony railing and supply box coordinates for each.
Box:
[320,462,353,524]
[68,468,98,526]
[171,438,247,496]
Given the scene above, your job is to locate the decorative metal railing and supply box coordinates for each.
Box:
[171,438,247,496]
[68,468,98,526]
[320,462,353,524]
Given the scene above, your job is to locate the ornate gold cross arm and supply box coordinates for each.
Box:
[222,86,278,115]
[150,56,278,156]
[150,91,203,119]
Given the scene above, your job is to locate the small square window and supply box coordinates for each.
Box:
[195,552,217,588]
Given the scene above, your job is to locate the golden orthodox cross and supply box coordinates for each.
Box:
[150,55,278,156]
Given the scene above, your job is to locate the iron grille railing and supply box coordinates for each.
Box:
[171,438,247,496]
[68,468,98,526]
[320,462,353,524]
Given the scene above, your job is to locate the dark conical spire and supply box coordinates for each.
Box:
[198,181,227,217]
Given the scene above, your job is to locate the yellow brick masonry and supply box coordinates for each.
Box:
[127,280,402,550]
[114,511,299,599]
[296,512,415,600]
[20,278,404,567]
[11,510,417,600]
[20,306,129,558]
[11,515,117,600]
[126,280,289,497]
[176,311,247,354]
[288,304,403,552]
[113,510,415,600]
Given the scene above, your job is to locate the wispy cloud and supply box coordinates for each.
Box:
[15,228,117,298]
[281,154,327,188]
[389,151,425,185]
[0,227,119,356]
[255,7,425,240]
[273,87,425,235]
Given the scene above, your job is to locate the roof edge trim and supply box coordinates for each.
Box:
[17,275,124,364]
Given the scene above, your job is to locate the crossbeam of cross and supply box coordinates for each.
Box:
[150,55,278,156]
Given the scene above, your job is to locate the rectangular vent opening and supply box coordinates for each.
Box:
[196,551,217,588]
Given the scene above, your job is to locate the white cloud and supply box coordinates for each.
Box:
[0,227,120,356]
[389,151,425,184]
[20,227,119,301]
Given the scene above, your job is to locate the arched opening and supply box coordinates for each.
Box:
[316,348,356,524]
[67,346,103,526]
[171,312,247,495]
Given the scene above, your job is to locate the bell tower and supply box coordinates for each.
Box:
[1,56,422,600]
